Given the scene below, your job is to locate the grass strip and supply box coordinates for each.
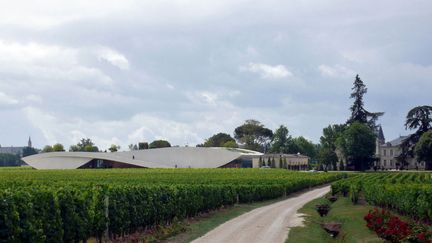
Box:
[286,196,382,243]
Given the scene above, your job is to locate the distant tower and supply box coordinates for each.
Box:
[377,125,385,145]
[375,125,385,159]
[28,136,32,148]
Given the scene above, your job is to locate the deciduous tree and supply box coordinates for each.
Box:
[70,138,99,152]
[234,120,273,152]
[203,133,236,147]
[108,144,120,152]
[138,142,149,150]
[318,147,338,170]
[415,130,432,170]
[400,105,432,165]
[52,143,65,152]
[149,140,171,149]
[319,124,346,170]
[337,122,376,171]
[22,146,38,157]
[270,125,293,153]
[42,145,54,153]
[222,140,238,148]
[292,136,318,159]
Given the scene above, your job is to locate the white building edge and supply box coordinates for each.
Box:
[22,147,264,170]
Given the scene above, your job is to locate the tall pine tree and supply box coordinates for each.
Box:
[347,75,384,128]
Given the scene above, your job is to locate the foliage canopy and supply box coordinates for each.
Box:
[234,120,273,152]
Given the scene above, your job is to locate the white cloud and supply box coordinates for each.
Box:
[96,46,130,70]
[340,49,382,64]
[0,0,247,29]
[198,92,218,105]
[1,0,431,148]
[23,106,203,149]
[0,40,77,66]
[242,62,292,79]
[166,83,175,90]
[0,40,114,92]
[0,0,136,29]
[318,64,356,78]
[245,46,259,56]
[0,92,19,105]
[25,94,43,104]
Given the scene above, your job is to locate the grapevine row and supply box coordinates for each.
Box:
[331,172,432,222]
[0,168,345,242]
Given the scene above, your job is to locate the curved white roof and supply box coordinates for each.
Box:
[22,147,263,169]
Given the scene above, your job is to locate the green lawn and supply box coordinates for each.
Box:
[286,196,382,243]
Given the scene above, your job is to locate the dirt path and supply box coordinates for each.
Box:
[192,185,330,243]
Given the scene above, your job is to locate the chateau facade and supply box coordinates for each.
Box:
[376,135,425,170]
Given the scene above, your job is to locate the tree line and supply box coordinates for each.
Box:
[39,138,173,154]
[197,120,319,163]
[36,121,320,164]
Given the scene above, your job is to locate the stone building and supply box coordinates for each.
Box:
[377,135,425,170]
[0,137,32,157]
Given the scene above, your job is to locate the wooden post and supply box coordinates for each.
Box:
[104,195,109,240]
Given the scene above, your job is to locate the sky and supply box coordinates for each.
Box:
[0,0,431,150]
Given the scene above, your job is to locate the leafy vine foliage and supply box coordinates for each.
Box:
[332,173,432,223]
[0,168,344,242]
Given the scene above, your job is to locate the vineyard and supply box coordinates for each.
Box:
[0,168,345,242]
[331,172,432,223]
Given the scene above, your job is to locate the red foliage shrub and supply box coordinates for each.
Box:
[364,208,432,243]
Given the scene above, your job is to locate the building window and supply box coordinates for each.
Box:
[390,149,393,156]
[383,149,387,156]
[390,160,393,166]
[383,160,387,166]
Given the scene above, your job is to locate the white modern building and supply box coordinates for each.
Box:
[23,147,264,170]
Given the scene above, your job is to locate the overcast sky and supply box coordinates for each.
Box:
[0,0,431,150]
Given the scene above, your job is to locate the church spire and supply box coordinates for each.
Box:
[376,125,385,144]
[28,136,32,148]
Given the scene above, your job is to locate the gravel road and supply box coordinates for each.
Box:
[192,185,330,243]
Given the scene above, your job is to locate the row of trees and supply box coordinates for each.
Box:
[318,75,432,171]
[42,143,65,153]
[198,120,319,162]
[40,138,172,153]
[127,140,171,151]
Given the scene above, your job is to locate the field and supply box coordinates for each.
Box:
[286,196,381,243]
[286,172,432,242]
[332,172,432,222]
[0,168,345,242]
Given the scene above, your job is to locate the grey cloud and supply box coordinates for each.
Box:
[0,0,431,148]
